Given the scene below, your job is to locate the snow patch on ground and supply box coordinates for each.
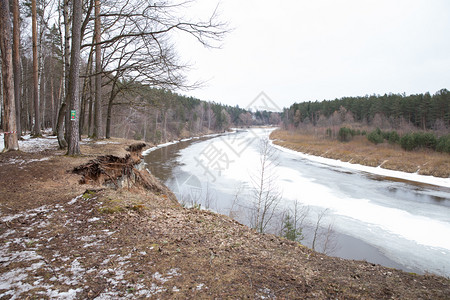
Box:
[4,157,50,166]
[19,136,59,153]
[0,132,58,153]
[0,205,50,223]
[95,141,121,145]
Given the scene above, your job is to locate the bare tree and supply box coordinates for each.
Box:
[250,137,282,233]
[0,0,19,151]
[79,0,227,139]
[311,209,327,251]
[311,208,337,255]
[12,0,21,136]
[66,0,82,155]
[92,0,102,139]
[321,223,338,255]
[31,0,40,136]
[229,183,244,219]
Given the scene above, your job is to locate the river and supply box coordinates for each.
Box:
[144,128,450,277]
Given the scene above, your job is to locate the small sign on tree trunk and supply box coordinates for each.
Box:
[70,110,76,121]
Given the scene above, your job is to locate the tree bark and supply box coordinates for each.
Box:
[12,0,21,136]
[0,0,19,151]
[80,44,94,138]
[50,74,55,131]
[32,0,40,136]
[105,77,119,139]
[93,0,102,139]
[66,0,82,155]
[56,102,67,149]
[63,0,70,138]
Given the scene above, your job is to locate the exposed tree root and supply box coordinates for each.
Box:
[72,143,177,204]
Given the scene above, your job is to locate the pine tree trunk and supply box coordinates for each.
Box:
[50,74,55,130]
[32,0,40,136]
[66,0,82,155]
[56,102,67,149]
[93,0,102,139]
[12,0,21,136]
[0,0,19,151]
[63,0,70,138]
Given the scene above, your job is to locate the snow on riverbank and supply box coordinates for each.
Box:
[271,142,450,189]
[142,130,237,156]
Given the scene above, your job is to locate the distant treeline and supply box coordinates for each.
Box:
[110,84,281,143]
[283,89,450,131]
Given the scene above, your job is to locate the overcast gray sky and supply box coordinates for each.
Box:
[176,0,450,109]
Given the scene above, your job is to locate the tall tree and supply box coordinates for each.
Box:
[12,0,21,136]
[0,0,19,151]
[31,0,40,135]
[62,0,70,142]
[66,0,82,155]
[92,0,101,138]
[81,0,227,139]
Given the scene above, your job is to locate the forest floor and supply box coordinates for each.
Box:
[271,129,450,178]
[0,135,449,299]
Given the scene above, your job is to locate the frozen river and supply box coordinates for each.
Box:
[144,128,450,277]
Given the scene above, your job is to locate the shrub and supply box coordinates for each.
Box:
[401,132,437,151]
[421,132,437,149]
[388,131,400,144]
[338,127,353,142]
[367,130,384,144]
[436,135,450,153]
[382,131,390,140]
[375,127,382,135]
[400,133,415,151]
[326,128,332,138]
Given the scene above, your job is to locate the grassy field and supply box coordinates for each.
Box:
[270,129,450,178]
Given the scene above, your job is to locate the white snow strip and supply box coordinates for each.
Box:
[0,205,50,223]
[46,288,82,300]
[271,142,450,188]
[142,130,237,156]
[68,195,82,205]
[87,217,100,222]
[152,272,168,283]
[95,141,120,145]
[136,283,165,297]
[4,157,50,166]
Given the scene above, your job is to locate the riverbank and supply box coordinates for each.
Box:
[270,129,450,181]
[1,136,449,298]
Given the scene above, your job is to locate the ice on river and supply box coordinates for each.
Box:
[167,128,450,276]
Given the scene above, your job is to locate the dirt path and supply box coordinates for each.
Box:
[1,137,449,299]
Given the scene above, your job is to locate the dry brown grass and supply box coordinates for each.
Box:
[2,135,449,299]
[271,129,450,178]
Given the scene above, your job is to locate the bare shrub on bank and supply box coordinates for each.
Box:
[250,137,282,233]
